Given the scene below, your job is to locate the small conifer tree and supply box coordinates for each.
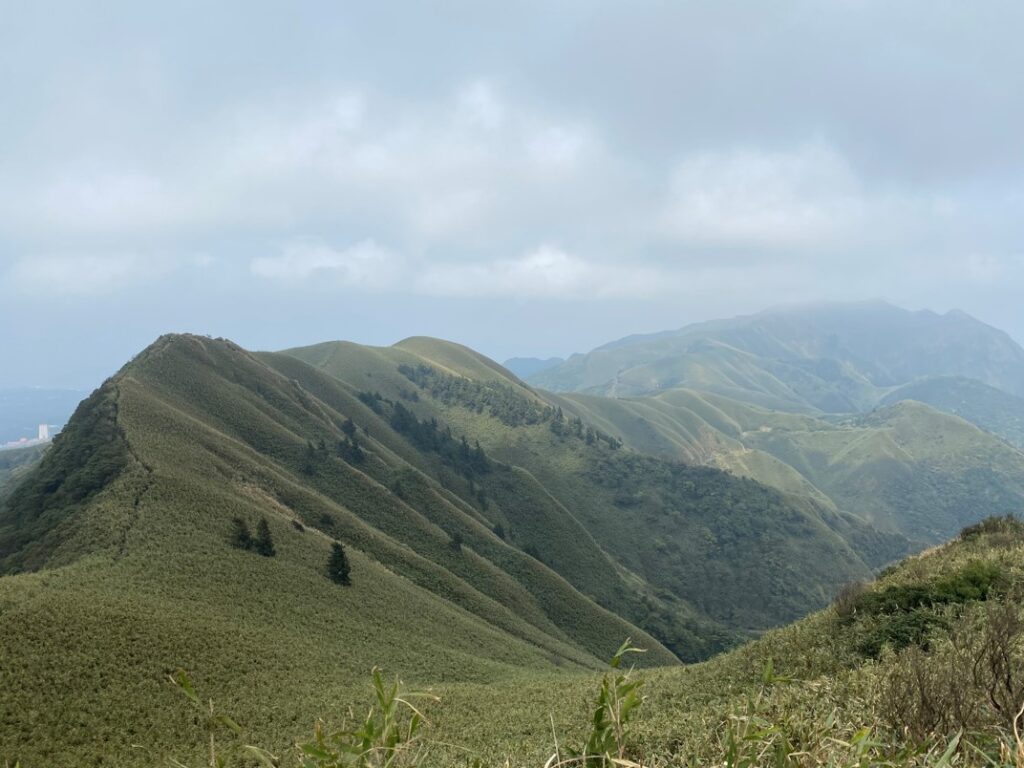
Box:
[254,517,276,557]
[230,517,252,550]
[327,542,351,585]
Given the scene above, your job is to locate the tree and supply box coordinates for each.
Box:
[341,418,357,439]
[230,517,252,550]
[254,517,276,557]
[327,542,351,585]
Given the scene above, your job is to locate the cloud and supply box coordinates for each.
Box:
[250,239,401,289]
[415,245,667,299]
[34,171,187,235]
[6,254,149,296]
[0,80,615,252]
[658,143,865,248]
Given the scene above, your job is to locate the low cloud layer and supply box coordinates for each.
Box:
[2,2,1024,387]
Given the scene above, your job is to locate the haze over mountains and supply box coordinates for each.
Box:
[3,301,1024,765]
[530,302,1024,404]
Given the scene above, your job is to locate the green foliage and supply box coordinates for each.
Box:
[960,515,1024,545]
[295,668,435,768]
[7,332,1024,767]
[168,669,242,768]
[0,382,128,573]
[328,542,352,586]
[254,517,276,557]
[231,517,253,550]
[560,639,646,767]
[843,560,1006,658]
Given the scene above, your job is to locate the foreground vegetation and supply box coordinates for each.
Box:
[152,517,1024,767]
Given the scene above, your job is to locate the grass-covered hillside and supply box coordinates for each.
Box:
[425,515,1024,766]
[551,387,1024,545]
[284,337,889,634]
[882,375,1024,449]
[530,302,1024,424]
[0,333,909,767]
[133,516,1024,767]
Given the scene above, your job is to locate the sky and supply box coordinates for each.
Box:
[2,1,1024,389]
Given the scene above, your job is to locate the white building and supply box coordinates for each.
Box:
[38,423,50,441]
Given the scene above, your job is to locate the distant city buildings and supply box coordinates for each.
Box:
[0,423,56,451]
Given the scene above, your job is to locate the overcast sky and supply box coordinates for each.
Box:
[3,1,1024,389]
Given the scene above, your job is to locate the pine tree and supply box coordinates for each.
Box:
[341,418,357,438]
[254,517,276,557]
[327,542,351,585]
[230,517,253,550]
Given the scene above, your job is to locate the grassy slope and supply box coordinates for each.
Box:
[1,334,680,768]
[422,518,1024,765]
[882,375,1024,449]
[286,338,878,638]
[145,518,1024,767]
[553,386,1024,547]
[2,334,1019,766]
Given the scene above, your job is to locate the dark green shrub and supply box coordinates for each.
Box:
[327,542,351,585]
[254,518,276,557]
[231,517,253,550]
[850,561,1006,657]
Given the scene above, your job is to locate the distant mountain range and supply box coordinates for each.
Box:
[4,302,1024,765]
[530,301,1024,445]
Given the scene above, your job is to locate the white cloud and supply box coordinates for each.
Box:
[659,143,865,247]
[6,254,149,296]
[415,245,666,299]
[36,171,186,234]
[454,80,506,131]
[250,239,401,290]
[228,92,367,174]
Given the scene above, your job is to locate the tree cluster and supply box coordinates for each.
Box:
[230,516,276,557]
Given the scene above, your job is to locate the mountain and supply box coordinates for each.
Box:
[551,388,1024,544]
[530,302,1024,409]
[0,333,899,767]
[502,356,565,379]
[880,375,1024,449]
[0,444,45,500]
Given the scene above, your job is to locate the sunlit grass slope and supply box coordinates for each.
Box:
[285,337,883,637]
[150,517,1024,767]
[418,516,1024,766]
[1,334,674,767]
[554,386,1024,546]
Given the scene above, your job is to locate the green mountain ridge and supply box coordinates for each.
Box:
[2,328,1023,766]
[881,375,1024,449]
[0,332,897,767]
[551,387,1024,545]
[531,302,1024,409]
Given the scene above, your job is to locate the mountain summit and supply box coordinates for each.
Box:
[530,302,1024,409]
